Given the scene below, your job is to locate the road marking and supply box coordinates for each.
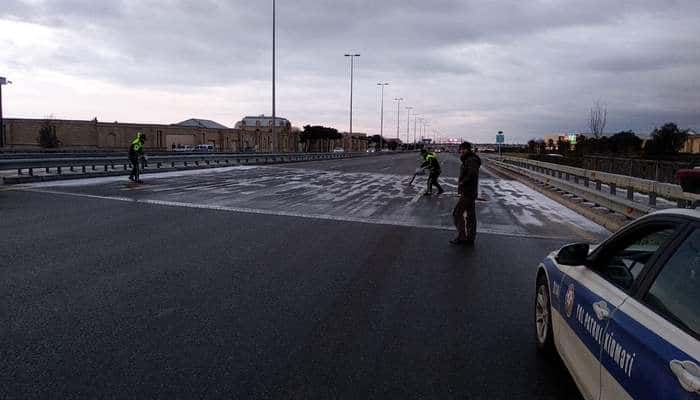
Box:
[22,187,579,241]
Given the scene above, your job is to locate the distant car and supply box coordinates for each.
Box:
[366,148,376,153]
[534,208,700,399]
[174,145,194,152]
[333,148,345,153]
[380,148,391,152]
[195,144,215,152]
[677,167,700,194]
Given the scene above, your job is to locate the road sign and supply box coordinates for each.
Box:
[567,131,577,145]
[496,133,505,143]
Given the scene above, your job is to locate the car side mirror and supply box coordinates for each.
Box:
[556,243,590,266]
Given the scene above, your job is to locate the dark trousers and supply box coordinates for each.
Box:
[129,157,140,180]
[453,196,477,240]
[427,171,443,193]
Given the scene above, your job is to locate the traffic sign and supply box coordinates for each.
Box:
[496,132,505,144]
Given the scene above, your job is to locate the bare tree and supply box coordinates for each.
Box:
[589,100,607,139]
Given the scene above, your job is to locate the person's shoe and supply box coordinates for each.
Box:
[128,175,134,181]
[450,238,469,245]
[424,192,433,196]
[437,189,445,195]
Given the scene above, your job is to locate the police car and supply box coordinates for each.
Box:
[535,208,700,399]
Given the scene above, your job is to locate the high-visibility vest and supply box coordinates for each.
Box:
[131,133,143,152]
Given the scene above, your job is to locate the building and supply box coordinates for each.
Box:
[1,117,302,153]
[681,130,700,153]
[175,119,230,129]
[234,115,298,152]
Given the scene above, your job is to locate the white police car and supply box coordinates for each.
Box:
[535,208,700,399]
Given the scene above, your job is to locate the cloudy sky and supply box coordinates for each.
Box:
[1,0,699,143]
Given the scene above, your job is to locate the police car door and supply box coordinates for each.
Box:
[601,224,700,399]
[558,220,681,400]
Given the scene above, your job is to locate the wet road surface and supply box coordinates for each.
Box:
[1,152,607,399]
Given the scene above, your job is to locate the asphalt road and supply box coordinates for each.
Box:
[1,153,608,399]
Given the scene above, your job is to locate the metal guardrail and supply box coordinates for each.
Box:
[0,152,382,183]
[490,156,699,218]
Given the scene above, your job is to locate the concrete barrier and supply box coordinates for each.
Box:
[489,156,699,218]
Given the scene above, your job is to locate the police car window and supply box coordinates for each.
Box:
[645,229,700,337]
[597,226,676,291]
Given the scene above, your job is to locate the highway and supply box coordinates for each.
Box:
[1,152,609,399]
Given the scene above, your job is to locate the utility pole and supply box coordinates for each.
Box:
[414,114,420,145]
[344,53,361,136]
[377,82,388,150]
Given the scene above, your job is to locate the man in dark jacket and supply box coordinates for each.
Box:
[451,141,481,245]
[420,149,444,195]
[128,132,146,183]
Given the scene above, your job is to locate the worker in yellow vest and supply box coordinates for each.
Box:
[128,132,146,183]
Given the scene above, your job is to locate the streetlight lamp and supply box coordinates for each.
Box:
[393,97,403,141]
[377,82,389,150]
[0,76,11,148]
[405,106,413,145]
[344,53,360,136]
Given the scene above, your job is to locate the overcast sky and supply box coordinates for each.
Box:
[1,0,699,143]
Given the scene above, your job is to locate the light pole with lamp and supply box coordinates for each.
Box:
[0,77,11,148]
[272,0,276,151]
[414,114,420,146]
[344,53,360,136]
[405,106,413,146]
[393,97,403,142]
[377,82,388,150]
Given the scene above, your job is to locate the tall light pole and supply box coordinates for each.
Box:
[0,77,11,148]
[405,106,413,145]
[344,53,360,136]
[377,82,388,150]
[424,121,431,144]
[393,97,403,140]
[272,0,276,152]
[413,114,420,145]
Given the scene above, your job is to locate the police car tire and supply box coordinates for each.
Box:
[535,274,555,356]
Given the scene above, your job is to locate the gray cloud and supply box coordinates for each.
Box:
[2,0,699,141]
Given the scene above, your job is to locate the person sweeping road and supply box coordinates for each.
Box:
[128,131,147,183]
[419,149,444,195]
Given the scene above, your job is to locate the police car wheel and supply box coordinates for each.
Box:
[535,274,555,354]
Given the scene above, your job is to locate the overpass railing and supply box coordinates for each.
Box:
[489,156,699,219]
[1,152,384,184]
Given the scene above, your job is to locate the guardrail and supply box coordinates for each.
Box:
[489,156,699,219]
[1,152,383,184]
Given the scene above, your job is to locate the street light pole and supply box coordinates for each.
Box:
[0,77,11,148]
[377,82,388,150]
[344,53,360,136]
[413,114,423,142]
[405,106,413,145]
[272,0,276,152]
[393,97,403,141]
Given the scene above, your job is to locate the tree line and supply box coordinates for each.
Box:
[527,122,692,159]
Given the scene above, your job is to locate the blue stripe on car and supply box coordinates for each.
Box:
[541,257,699,400]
